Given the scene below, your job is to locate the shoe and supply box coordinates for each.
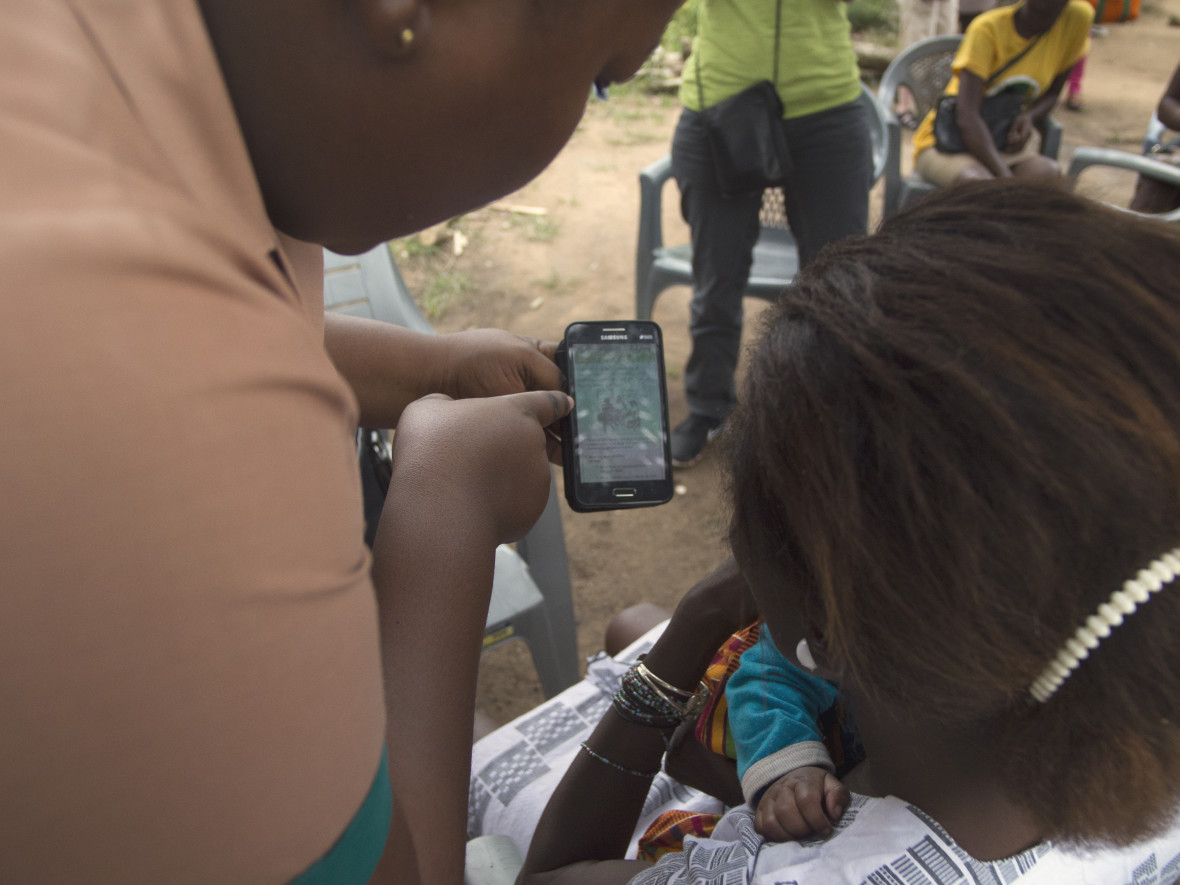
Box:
[1065,94,1084,112]
[670,415,723,467]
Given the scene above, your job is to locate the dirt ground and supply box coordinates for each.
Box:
[395,1,1180,726]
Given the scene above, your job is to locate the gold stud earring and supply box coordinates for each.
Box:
[399,27,414,48]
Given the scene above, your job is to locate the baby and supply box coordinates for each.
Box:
[726,626,854,841]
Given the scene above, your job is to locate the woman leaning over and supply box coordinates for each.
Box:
[912,0,1092,185]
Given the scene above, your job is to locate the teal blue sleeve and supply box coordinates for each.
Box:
[726,627,840,802]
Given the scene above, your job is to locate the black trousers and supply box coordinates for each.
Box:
[671,97,872,420]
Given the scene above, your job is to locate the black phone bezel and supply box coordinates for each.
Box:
[556,321,674,512]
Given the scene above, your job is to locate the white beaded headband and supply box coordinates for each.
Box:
[1029,547,1180,703]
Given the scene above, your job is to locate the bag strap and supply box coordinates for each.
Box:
[981,29,1045,89]
[695,0,783,110]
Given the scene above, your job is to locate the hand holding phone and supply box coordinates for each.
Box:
[555,321,674,512]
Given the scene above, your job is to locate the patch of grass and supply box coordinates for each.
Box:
[391,235,441,260]
[848,0,899,40]
[513,214,560,242]
[391,216,475,260]
[662,1,699,51]
[605,129,665,147]
[538,270,563,290]
[666,366,681,382]
[603,104,668,125]
[420,270,469,320]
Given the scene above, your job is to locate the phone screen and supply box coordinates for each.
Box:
[559,322,673,511]
[569,339,665,483]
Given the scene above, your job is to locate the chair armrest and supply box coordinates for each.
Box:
[1069,146,1180,221]
[1038,115,1063,161]
[638,155,673,253]
[1069,146,1180,186]
[636,155,674,319]
[465,835,524,885]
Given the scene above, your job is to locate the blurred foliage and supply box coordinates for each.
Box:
[662,0,700,50]
[847,0,900,41]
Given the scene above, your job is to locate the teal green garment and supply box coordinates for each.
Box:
[289,748,391,884]
[680,0,862,119]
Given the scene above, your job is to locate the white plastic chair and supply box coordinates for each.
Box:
[464,835,523,885]
[323,246,582,698]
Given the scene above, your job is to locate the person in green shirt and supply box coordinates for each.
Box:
[668,0,873,466]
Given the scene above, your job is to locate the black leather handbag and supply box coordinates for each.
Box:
[933,34,1043,155]
[933,86,1028,154]
[697,0,791,197]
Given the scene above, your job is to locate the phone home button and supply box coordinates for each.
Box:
[612,488,637,498]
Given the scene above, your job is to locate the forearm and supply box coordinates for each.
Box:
[370,475,499,885]
[523,582,749,882]
[1028,76,1067,123]
[663,735,743,806]
[959,116,1012,177]
[324,312,443,428]
[522,709,663,885]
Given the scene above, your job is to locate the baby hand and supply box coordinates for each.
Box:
[753,766,850,841]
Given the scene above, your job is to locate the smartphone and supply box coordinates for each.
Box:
[555,321,674,512]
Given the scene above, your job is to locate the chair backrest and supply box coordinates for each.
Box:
[324,246,434,333]
[878,34,962,124]
[323,245,582,697]
[756,83,890,232]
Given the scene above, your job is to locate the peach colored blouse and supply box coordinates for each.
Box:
[0,1,386,880]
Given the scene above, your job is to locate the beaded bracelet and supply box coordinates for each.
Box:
[611,659,712,730]
[612,666,683,729]
[579,742,660,778]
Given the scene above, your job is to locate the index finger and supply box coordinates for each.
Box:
[511,389,574,427]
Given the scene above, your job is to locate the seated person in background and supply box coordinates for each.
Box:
[0,0,682,882]
[912,0,1092,186]
[1131,59,1180,214]
[471,181,1180,884]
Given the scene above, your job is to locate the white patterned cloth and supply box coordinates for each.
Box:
[469,624,724,860]
[469,623,1180,885]
[633,797,1180,885]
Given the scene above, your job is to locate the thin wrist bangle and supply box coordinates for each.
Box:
[634,656,711,718]
[579,742,660,778]
[635,655,694,699]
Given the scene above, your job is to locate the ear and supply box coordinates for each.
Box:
[357,0,431,57]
